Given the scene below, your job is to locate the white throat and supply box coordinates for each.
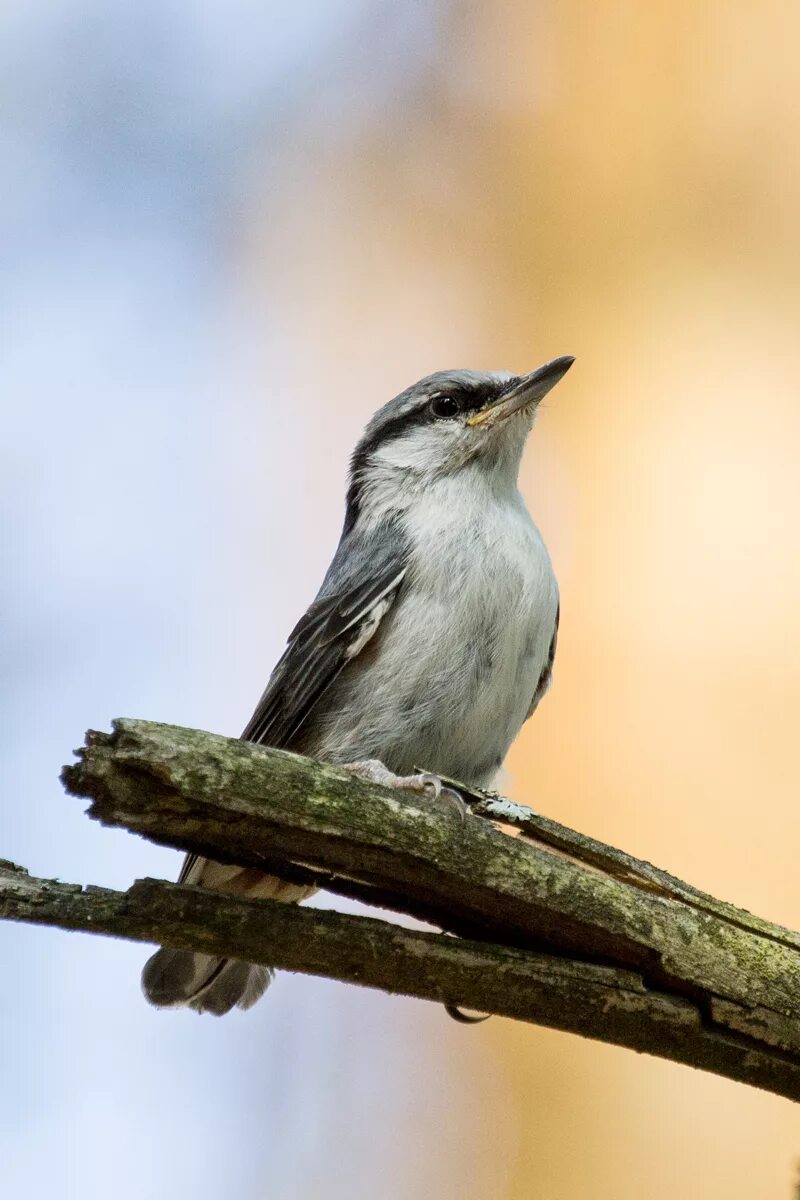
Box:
[356,420,531,530]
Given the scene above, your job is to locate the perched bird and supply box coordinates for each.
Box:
[142,355,573,1015]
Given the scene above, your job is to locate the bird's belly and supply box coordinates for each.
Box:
[397,610,547,785]
[306,520,557,788]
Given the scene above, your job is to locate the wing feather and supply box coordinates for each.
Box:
[241,570,406,746]
[241,522,408,747]
[526,602,559,721]
[179,524,407,886]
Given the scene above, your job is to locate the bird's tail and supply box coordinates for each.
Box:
[140,857,317,1016]
[141,948,272,1016]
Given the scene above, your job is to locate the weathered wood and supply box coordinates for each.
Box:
[0,714,796,1101]
[62,721,800,1044]
[3,860,800,1101]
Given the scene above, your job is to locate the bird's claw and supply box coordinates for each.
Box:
[415,771,444,797]
[445,1003,491,1024]
[342,761,468,823]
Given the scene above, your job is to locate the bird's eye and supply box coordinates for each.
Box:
[429,394,461,420]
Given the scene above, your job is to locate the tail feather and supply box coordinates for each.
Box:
[141,948,273,1016]
[141,859,316,1016]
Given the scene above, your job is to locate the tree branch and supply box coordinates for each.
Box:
[2,717,798,1101]
[3,860,800,1101]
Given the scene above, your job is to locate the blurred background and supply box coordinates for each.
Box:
[3,1,800,1196]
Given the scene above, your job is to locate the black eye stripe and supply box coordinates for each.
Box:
[344,376,511,531]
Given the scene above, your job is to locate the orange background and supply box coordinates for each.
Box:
[237,5,800,1195]
[5,3,800,1198]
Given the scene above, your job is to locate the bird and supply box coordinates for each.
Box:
[141,355,574,1015]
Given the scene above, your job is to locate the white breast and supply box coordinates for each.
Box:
[310,472,558,787]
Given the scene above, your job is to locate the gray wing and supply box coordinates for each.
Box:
[179,519,407,886]
[241,517,408,747]
[526,602,559,720]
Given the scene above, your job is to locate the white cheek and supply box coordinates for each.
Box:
[372,423,460,474]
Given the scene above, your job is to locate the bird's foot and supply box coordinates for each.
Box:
[342,760,468,822]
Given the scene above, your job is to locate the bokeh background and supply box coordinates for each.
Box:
[3,2,800,1197]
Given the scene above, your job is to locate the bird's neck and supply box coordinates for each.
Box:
[352,458,525,536]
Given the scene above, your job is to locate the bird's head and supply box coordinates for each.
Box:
[346,356,574,526]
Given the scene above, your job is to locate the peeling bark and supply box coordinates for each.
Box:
[1,717,798,1101]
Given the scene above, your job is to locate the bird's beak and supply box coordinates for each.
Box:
[466,355,575,427]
